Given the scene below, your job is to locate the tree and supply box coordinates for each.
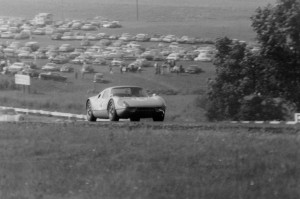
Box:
[205,0,300,121]
[251,0,300,108]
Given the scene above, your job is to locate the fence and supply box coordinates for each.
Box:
[0,106,86,121]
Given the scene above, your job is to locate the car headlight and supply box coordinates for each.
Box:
[117,100,129,108]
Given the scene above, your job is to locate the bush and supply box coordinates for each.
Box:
[0,79,17,90]
[239,95,296,121]
[194,94,208,109]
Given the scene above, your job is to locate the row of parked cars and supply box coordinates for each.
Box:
[50,31,215,44]
[0,38,217,67]
[0,15,214,45]
[1,61,70,81]
[0,15,122,38]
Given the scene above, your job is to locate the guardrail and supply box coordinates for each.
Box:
[0,106,87,121]
[295,113,300,123]
[1,106,300,124]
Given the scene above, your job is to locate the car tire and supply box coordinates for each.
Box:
[86,100,96,122]
[153,112,165,122]
[108,101,119,121]
[130,117,140,122]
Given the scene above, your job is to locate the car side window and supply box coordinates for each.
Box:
[102,90,109,99]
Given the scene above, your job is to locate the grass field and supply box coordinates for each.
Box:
[0,123,299,199]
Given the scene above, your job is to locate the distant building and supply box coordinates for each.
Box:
[32,13,53,26]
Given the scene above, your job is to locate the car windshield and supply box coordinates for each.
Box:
[111,87,148,97]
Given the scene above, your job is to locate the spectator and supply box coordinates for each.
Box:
[109,63,113,74]
[81,70,85,79]
[173,65,179,75]
[167,62,171,73]
[0,60,6,67]
[172,59,176,67]
[161,64,165,75]
[154,62,158,74]
[179,65,184,73]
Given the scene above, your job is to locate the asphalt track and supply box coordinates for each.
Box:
[2,114,298,134]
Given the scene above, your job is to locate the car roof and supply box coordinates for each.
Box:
[107,86,143,90]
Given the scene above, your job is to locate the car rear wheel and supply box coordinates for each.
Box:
[153,112,165,122]
[108,101,119,121]
[86,101,96,122]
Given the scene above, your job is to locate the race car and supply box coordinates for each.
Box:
[86,86,166,122]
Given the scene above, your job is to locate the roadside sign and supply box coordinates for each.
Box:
[15,74,30,85]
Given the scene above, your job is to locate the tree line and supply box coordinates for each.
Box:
[205,0,300,121]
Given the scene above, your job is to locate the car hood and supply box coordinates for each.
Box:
[118,97,165,107]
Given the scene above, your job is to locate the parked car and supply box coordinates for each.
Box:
[166,53,180,61]
[1,31,14,39]
[3,62,30,74]
[185,65,203,74]
[81,24,97,31]
[51,33,63,40]
[81,64,95,73]
[41,63,60,71]
[126,62,140,72]
[14,32,30,40]
[93,73,104,83]
[17,50,33,59]
[135,33,150,42]
[58,44,74,52]
[25,41,40,51]
[86,86,166,122]
[32,28,45,35]
[194,51,214,62]
[102,21,121,28]
[111,59,124,67]
[39,72,67,82]
[18,68,40,78]
[50,55,69,64]
[60,65,74,73]
[92,58,106,65]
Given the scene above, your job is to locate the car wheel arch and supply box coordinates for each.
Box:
[86,99,93,110]
[107,99,115,111]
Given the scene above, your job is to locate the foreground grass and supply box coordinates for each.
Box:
[0,123,299,199]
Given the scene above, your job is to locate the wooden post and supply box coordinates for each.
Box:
[136,0,139,21]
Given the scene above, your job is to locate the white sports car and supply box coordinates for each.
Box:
[86,86,166,122]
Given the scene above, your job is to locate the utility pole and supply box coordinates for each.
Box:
[61,0,64,20]
[136,0,139,21]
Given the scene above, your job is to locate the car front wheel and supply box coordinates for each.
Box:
[86,101,96,122]
[108,101,119,121]
[153,112,165,122]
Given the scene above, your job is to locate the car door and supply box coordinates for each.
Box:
[97,89,111,118]
[91,91,103,117]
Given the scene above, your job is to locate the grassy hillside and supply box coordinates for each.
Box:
[0,60,213,121]
[0,122,299,199]
[0,0,278,120]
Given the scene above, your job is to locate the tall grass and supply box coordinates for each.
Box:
[0,123,299,199]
